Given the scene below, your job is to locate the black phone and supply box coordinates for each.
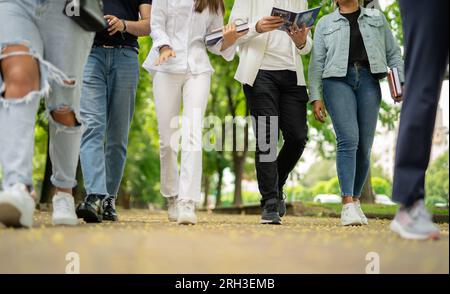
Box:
[64,0,108,32]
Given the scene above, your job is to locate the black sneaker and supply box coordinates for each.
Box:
[260,198,282,225]
[76,194,104,223]
[103,197,118,222]
[278,190,287,218]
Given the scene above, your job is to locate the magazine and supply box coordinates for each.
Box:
[271,6,322,30]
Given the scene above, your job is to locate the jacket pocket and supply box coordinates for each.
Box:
[323,25,341,36]
[323,25,341,52]
[366,17,384,28]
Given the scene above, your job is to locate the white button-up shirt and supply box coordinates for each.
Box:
[230,0,313,86]
[143,0,235,75]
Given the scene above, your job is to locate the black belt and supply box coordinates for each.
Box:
[93,44,139,54]
[350,61,370,68]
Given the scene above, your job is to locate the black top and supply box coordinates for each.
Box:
[342,9,369,66]
[94,0,152,49]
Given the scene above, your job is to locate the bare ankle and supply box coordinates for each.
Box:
[342,196,354,204]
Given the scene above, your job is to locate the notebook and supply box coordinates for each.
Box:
[205,20,249,46]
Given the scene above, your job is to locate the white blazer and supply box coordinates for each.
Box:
[230,0,313,86]
[143,0,235,75]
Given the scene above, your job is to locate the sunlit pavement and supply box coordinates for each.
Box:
[0,209,448,274]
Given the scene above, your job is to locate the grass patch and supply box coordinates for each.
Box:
[302,202,449,216]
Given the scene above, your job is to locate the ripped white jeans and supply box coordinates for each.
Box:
[0,0,95,190]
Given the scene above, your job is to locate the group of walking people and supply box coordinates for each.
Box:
[0,0,448,241]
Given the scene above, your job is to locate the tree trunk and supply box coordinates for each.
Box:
[203,174,210,209]
[119,190,131,209]
[215,167,224,208]
[360,169,376,204]
[233,154,245,206]
[40,136,52,204]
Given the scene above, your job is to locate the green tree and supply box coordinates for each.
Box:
[426,151,449,206]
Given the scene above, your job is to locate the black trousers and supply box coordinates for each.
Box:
[244,70,309,205]
[393,0,449,207]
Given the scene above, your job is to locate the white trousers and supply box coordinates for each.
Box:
[153,72,211,203]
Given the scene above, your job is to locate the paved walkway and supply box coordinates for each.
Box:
[0,210,448,274]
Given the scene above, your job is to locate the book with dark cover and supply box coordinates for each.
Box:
[388,67,403,103]
[205,20,249,46]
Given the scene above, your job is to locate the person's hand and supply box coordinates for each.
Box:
[313,100,327,123]
[105,15,126,36]
[256,16,285,33]
[286,23,311,49]
[155,46,176,66]
[221,22,248,51]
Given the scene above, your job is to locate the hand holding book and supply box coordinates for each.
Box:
[271,6,322,31]
[255,16,285,33]
[388,68,404,103]
[221,22,249,51]
[286,23,311,49]
[205,20,249,47]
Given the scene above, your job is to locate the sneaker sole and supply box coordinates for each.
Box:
[341,219,363,226]
[260,219,282,225]
[390,220,440,241]
[52,217,79,226]
[102,216,119,222]
[76,208,103,223]
[177,217,197,225]
[0,203,23,228]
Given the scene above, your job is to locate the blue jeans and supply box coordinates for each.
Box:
[80,47,139,198]
[323,65,381,197]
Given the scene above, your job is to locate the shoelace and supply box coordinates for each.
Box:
[55,197,72,214]
[178,201,193,213]
[406,201,432,222]
[103,197,115,209]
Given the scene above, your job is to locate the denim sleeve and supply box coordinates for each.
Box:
[308,21,327,103]
[383,14,405,83]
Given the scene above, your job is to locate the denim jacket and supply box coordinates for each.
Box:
[308,7,404,102]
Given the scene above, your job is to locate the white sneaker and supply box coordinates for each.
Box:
[167,196,178,222]
[177,199,197,225]
[354,201,369,225]
[52,192,78,226]
[341,203,363,226]
[0,183,35,228]
[390,200,440,240]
